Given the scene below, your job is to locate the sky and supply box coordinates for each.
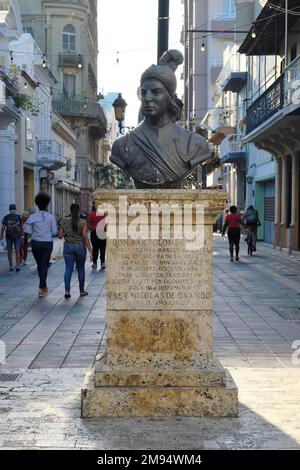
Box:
[98,0,184,127]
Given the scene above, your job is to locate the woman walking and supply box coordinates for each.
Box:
[24,193,58,297]
[59,204,93,299]
[222,206,244,262]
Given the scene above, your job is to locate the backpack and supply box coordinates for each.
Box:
[5,215,22,240]
[244,209,258,225]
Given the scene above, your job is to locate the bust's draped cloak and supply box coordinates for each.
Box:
[110,121,210,189]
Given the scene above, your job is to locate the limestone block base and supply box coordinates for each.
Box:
[81,356,238,418]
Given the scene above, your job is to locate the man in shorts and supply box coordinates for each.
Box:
[0,204,23,272]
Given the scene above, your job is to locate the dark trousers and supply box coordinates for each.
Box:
[90,231,106,264]
[31,240,53,289]
[228,227,240,259]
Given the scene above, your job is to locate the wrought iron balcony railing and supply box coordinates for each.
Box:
[52,98,107,135]
[53,98,105,120]
[284,54,300,109]
[37,140,66,170]
[246,75,284,134]
[59,51,83,68]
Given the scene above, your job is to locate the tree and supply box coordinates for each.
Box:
[96,163,134,189]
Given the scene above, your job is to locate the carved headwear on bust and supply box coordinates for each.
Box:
[140,49,184,98]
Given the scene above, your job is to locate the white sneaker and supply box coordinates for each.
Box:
[92,263,97,270]
[101,262,106,270]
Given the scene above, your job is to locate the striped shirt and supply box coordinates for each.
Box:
[24,211,58,242]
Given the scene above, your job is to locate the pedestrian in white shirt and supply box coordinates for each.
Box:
[24,193,58,298]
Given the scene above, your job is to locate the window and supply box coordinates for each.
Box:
[223,0,236,18]
[25,117,34,151]
[63,24,76,50]
[63,74,76,97]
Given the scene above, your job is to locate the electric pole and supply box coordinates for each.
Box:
[157,0,169,63]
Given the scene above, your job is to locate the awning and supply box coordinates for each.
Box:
[239,0,300,56]
[209,133,225,145]
[222,72,247,92]
[221,152,246,164]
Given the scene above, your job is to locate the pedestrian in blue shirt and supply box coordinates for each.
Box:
[24,193,58,298]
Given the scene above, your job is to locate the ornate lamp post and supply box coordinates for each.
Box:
[112,93,128,134]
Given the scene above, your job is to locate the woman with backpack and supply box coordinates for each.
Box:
[243,206,261,252]
[59,204,93,299]
[24,193,58,297]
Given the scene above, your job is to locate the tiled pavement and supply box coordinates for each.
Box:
[0,237,300,449]
[0,253,107,369]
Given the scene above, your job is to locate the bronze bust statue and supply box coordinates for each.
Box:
[110,50,210,189]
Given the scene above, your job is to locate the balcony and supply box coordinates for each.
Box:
[53,98,107,138]
[220,134,246,164]
[246,76,284,135]
[239,0,299,56]
[218,54,247,93]
[37,140,66,170]
[284,55,300,114]
[207,107,236,145]
[59,52,83,68]
[0,81,20,128]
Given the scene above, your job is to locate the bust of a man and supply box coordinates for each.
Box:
[110,50,210,189]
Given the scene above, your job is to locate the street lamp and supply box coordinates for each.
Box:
[113,93,128,134]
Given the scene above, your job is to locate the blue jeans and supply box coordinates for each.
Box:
[64,243,86,293]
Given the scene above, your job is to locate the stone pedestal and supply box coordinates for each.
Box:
[81,190,238,417]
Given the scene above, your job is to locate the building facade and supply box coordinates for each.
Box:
[239,0,300,251]
[0,1,81,223]
[183,0,236,186]
[0,0,22,221]
[20,0,107,211]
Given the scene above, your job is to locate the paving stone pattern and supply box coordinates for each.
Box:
[0,237,299,449]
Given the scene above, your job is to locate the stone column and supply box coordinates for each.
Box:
[274,157,282,247]
[291,153,299,250]
[280,155,288,248]
[0,128,17,221]
[81,190,238,418]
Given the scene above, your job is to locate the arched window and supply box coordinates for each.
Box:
[63,24,76,50]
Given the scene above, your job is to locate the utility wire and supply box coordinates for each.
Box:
[191,5,300,43]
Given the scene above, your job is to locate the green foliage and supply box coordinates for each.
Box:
[0,66,39,115]
[13,93,39,115]
[96,163,134,189]
[66,159,73,172]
